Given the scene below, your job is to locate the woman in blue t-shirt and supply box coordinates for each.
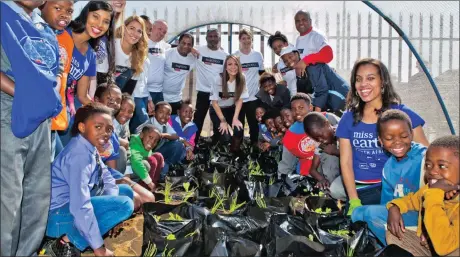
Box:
[335,58,429,215]
[59,1,114,148]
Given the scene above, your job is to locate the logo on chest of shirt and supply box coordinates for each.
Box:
[298,136,318,155]
[298,49,304,54]
[241,62,259,72]
[172,62,190,71]
[115,65,130,77]
[20,36,58,76]
[149,47,163,55]
[280,66,293,75]
[202,56,224,65]
[219,92,235,98]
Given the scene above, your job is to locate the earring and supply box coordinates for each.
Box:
[355,91,359,97]
[381,87,385,94]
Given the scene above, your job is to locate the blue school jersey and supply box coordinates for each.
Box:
[380,142,427,204]
[100,132,121,162]
[66,28,96,87]
[335,104,425,184]
[0,2,62,138]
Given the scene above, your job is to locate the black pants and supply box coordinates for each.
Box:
[193,91,210,144]
[209,106,244,148]
[238,100,259,144]
[168,101,182,116]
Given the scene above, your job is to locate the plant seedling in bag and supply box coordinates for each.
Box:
[143,242,158,257]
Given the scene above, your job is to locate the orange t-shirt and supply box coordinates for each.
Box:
[51,30,74,131]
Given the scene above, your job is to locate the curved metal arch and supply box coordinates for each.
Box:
[167,21,273,44]
[363,1,456,135]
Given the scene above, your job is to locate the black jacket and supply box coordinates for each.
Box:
[256,84,291,112]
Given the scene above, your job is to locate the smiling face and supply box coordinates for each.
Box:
[281,51,300,69]
[265,118,276,133]
[178,103,193,126]
[425,146,459,187]
[150,20,168,42]
[178,36,193,56]
[155,105,171,125]
[78,113,113,149]
[116,99,134,125]
[85,9,112,38]
[206,30,220,50]
[140,129,160,151]
[123,20,143,46]
[281,109,294,128]
[355,64,383,104]
[295,12,312,35]
[226,57,239,77]
[274,116,286,133]
[96,87,122,113]
[291,99,311,122]
[41,1,74,31]
[109,0,126,13]
[239,34,252,51]
[271,39,288,56]
[309,125,335,145]
[378,119,413,161]
[255,107,265,123]
[262,80,276,96]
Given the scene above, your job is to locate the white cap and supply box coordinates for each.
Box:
[280,45,298,57]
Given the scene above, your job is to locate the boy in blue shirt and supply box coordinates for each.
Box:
[351,110,427,245]
[1,1,62,256]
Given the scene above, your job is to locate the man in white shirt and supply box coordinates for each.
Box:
[233,28,265,145]
[193,29,228,144]
[145,19,171,104]
[162,33,196,114]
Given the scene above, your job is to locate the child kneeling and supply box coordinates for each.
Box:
[130,124,164,191]
[45,103,134,256]
[386,135,459,256]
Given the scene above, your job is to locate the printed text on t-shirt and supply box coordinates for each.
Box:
[172,62,190,71]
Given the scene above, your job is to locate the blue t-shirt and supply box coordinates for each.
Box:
[100,132,120,162]
[66,28,96,87]
[335,104,425,183]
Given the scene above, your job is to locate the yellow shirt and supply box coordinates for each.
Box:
[387,184,459,256]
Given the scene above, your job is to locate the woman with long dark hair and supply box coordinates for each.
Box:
[59,1,114,147]
[334,58,429,213]
[209,55,249,152]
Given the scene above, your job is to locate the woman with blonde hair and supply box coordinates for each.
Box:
[210,55,249,152]
[114,15,151,132]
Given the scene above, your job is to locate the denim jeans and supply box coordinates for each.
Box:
[155,140,185,180]
[352,205,419,245]
[130,97,149,134]
[357,184,382,205]
[149,92,164,105]
[45,184,134,251]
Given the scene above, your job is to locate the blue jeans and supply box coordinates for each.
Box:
[130,97,149,134]
[155,140,185,180]
[149,92,164,105]
[357,184,382,205]
[352,205,419,245]
[45,185,134,251]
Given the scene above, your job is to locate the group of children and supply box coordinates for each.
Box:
[1,1,458,257]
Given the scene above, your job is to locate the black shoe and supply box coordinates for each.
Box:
[45,235,80,257]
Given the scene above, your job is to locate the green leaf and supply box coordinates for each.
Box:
[166,234,176,240]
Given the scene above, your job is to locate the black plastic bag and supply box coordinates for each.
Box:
[374,244,414,257]
[316,216,378,257]
[264,214,325,256]
[142,203,208,256]
[304,196,341,217]
[203,213,267,255]
[209,234,262,257]
[246,197,291,223]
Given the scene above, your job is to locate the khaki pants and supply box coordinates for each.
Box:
[386,230,460,256]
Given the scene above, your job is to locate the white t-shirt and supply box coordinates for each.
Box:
[277,59,297,97]
[162,48,196,103]
[209,75,249,107]
[233,50,264,102]
[195,45,228,93]
[114,38,140,81]
[132,58,150,98]
[146,39,171,92]
[295,28,328,59]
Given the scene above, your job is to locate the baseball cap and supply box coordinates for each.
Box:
[280,45,298,57]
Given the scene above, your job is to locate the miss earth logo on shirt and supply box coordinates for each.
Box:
[20,36,57,76]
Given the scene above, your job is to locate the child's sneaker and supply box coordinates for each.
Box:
[44,235,80,257]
